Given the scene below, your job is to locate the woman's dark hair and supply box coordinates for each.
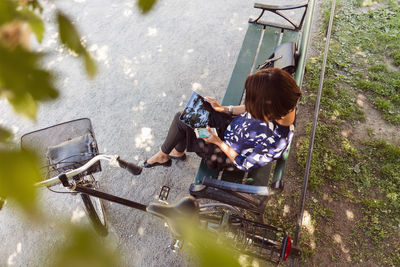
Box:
[244,68,302,121]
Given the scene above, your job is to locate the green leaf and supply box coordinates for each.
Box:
[182,219,241,267]
[50,225,120,267]
[0,149,41,212]
[26,0,43,13]
[57,12,97,78]
[0,0,18,26]
[8,92,38,119]
[83,49,97,78]
[0,126,13,143]
[18,8,45,43]
[0,1,44,43]
[0,45,58,119]
[57,12,82,53]
[137,0,158,14]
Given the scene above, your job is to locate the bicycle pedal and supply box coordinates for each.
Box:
[158,186,170,202]
[168,239,183,252]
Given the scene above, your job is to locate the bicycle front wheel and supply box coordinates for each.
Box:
[81,193,108,236]
[80,175,107,236]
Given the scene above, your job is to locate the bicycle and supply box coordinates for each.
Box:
[25,118,300,265]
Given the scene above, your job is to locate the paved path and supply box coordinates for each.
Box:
[0,1,312,266]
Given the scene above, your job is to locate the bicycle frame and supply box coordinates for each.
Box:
[35,154,296,264]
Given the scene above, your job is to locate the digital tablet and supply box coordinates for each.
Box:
[179,92,213,129]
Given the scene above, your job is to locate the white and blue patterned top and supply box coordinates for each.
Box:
[224,112,295,171]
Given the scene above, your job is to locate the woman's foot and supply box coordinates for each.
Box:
[169,149,186,161]
[141,150,172,168]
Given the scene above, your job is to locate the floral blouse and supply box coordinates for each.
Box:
[223,112,295,171]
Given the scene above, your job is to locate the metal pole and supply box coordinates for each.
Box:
[291,0,337,265]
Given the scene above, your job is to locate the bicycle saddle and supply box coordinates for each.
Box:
[146,196,199,238]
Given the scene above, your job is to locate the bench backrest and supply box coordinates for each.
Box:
[194,0,315,186]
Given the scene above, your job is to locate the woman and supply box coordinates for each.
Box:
[141,68,301,172]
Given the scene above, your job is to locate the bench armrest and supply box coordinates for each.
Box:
[198,177,283,196]
[250,1,309,31]
[254,2,308,11]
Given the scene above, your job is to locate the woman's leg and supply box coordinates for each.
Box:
[146,112,187,164]
[160,112,187,155]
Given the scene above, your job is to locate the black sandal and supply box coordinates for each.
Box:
[141,159,172,168]
[169,154,187,161]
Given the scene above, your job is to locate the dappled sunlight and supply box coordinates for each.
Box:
[341,129,350,138]
[73,0,85,2]
[303,210,316,249]
[123,2,134,17]
[46,55,65,69]
[40,31,58,50]
[11,125,19,135]
[131,101,145,112]
[89,44,109,67]
[70,207,85,223]
[187,48,194,54]
[134,127,154,152]
[302,210,315,235]
[137,226,145,236]
[330,110,340,121]
[346,210,354,221]
[157,44,163,52]
[123,57,138,79]
[356,94,366,107]
[322,193,333,202]
[283,204,290,217]
[191,82,202,91]
[147,27,158,37]
[7,242,22,266]
[62,77,70,86]
[140,51,152,60]
[333,233,351,260]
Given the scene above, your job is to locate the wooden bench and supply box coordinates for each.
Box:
[189,0,315,220]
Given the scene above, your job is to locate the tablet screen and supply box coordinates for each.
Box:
[180,92,213,128]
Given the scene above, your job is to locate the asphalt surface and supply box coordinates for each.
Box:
[0,1,314,266]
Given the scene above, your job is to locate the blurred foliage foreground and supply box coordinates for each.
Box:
[0,0,248,266]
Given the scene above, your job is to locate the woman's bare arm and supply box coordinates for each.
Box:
[203,126,238,163]
[204,96,245,115]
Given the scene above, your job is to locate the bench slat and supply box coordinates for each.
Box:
[194,159,218,184]
[281,30,299,44]
[253,27,281,72]
[221,23,263,106]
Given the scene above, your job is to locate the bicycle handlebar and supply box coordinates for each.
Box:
[34,154,142,187]
[116,157,142,175]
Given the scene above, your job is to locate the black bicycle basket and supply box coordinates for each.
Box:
[21,118,101,180]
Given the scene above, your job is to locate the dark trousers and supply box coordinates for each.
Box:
[160,111,233,171]
[160,112,188,154]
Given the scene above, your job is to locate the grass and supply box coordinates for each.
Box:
[278,0,400,265]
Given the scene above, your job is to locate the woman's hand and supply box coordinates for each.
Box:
[204,96,224,113]
[202,126,223,145]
